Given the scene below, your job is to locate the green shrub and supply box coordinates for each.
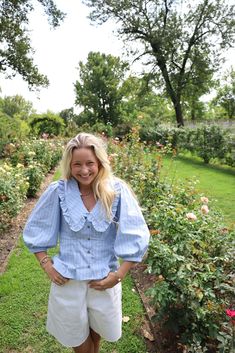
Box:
[29,112,65,136]
[24,162,44,197]
[189,125,230,164]
[0,139,64,230]
[49,140,65,168]
[139,124,235,167]
[33,140,52,172]
[0,163,29,231]
[6,139,64,172]
[0,112,30,156]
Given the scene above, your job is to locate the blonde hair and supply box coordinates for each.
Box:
[61,132,116,219]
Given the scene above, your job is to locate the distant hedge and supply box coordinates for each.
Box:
[140,124,235,166]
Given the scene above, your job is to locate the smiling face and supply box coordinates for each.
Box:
[70,147,100,188]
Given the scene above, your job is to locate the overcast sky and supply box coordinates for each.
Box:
[0,0,127,113]
[0,0,234,113]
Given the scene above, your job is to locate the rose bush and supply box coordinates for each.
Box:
[0,163,29,232]
[0,138,64,230]
[108,129,235,352]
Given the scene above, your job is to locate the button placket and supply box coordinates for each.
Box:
[86,222,92,269]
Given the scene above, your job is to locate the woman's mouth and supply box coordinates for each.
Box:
[79,174,91,178]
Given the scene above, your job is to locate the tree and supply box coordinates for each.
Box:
[0,94,35,119]
[0,0,65,87]
[120,74,174,123]
[59,107,76,126]
[214,68,235,120]
[83,0,235,126]
[74,52,129,126]
[181,54,216,122]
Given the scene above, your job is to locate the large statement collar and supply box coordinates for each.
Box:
[58,178,120,232]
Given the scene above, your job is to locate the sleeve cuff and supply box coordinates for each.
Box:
[29,247,49,253]
[118,255,143,263]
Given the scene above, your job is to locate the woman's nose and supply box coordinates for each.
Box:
[80,166,89,175]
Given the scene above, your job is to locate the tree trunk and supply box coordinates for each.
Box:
[191,108,196,122]
[173,100,184,127]
[150,42,185,127]
[153,52,184,127]
[162,76,185,127]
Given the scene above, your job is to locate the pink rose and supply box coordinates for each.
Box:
[226,309,235,326]
[226,309,235,318]
[186,212,197,221]
[201,205,209,214]
[108,153,118,162]
[200,196,209,203]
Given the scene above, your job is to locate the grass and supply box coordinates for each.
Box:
[160,154,235,226]
[0,238,147,353]
[53,168,62,181]
[0,169,147,353]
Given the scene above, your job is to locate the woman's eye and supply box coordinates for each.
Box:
[88,162,94,165]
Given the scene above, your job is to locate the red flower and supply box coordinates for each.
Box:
[226,309,235,318]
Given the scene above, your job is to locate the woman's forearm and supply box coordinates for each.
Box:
[35,251,48,262]
[116,261,137,280]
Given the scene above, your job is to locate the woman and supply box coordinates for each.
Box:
[23,132,150,353]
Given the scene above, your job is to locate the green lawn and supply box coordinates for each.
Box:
[0,239,147,353]
[161,154,235,226]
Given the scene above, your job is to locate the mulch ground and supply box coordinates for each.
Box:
[131,264,187,353]
[0,171,181,353]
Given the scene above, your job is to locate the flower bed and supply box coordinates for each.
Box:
[0,139,64,231]
[108,128,235,352]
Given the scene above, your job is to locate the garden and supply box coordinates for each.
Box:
[1,1,235,352]
[0,126,234,353]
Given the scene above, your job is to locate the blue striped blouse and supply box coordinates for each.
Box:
[23,177,150,280]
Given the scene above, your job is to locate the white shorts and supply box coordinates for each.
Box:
[46,280,122,347]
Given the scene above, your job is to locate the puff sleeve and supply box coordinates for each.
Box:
[23,181,60,253]
[114,181,150,262]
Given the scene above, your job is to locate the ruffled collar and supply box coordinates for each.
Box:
[58,178,120,232]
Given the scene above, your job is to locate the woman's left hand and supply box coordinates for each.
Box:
[89,272,121,290]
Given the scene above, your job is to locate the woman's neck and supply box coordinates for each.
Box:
[79,185,93,196]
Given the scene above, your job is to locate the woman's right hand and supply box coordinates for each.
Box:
[43,261,69,286]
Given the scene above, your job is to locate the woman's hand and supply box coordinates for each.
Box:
[43,261,69,286]
[89,272,121,290]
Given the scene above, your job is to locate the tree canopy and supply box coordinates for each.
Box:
[83,0,235,126]
[0,0,65,88]
[74,51,129,126]
[214,68,235,120]
[0,94,35,119]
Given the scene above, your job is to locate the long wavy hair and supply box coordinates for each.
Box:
[61,132,116,219]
